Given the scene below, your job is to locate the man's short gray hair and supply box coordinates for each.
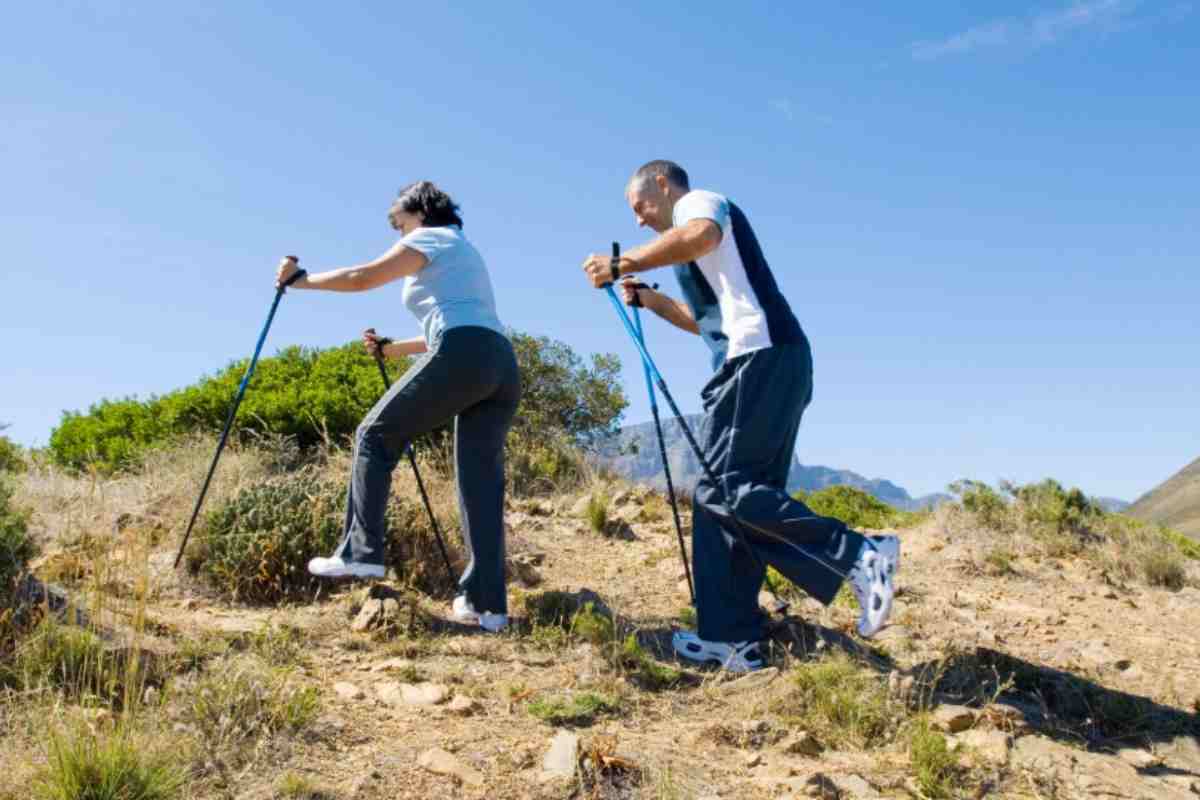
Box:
[630,159,690,192]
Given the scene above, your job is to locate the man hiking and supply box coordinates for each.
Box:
[582,160,900,672]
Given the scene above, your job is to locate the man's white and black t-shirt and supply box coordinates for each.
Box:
[671,190,805,369]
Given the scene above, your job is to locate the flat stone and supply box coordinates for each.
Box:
[446,695,479,716]
[370,657,415,673]
[374,681,448,707]
[333,681,364,701]
[932,704,976,733]
[417,747,483,787]
[743,752,763,768]
[1117,748,1159,769]
[716,667,779,695]
[540,730,579,782]
[954,729,1010,766]
[830,773,882,798]
[779,731,824,757]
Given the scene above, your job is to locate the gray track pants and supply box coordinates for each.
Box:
[333,326,520,614]
[692,340,865,643]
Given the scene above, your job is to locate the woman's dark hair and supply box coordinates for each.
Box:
[391,180,463,228]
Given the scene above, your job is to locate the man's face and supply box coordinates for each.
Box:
[626,176,674,233]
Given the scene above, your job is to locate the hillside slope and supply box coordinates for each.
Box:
[1130,456,1200,539]
[3,442,1198,799]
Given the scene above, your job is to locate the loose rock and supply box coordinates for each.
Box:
[333,681,364,701]
[932,704,976,733]
[540,730,579,782]
[417,747,484,787]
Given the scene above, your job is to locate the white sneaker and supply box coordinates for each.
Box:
[306,556,385,579]
[451,595,508,633]
[846,535,899,638]
[672,630,765,673]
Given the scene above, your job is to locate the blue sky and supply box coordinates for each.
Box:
[2,1,1196,501]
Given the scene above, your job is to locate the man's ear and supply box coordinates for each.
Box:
[655,174,670,195]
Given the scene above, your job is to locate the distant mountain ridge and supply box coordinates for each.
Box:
[594,415,951,511]
[1129,456,1200,540]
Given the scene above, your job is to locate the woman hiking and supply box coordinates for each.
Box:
[274,180,520,632]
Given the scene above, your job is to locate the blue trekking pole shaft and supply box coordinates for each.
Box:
[173,263,307,568]
[628,274,695,603]
[366,332,456,585]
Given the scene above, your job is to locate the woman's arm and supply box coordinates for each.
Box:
[363,329,427,359]
[383,337,428,357]
[275,242,428,293]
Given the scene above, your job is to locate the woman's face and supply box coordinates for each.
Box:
[388,207,424,235]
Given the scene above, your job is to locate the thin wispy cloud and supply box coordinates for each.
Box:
[769,98,835,126]
[911,0,1137,60]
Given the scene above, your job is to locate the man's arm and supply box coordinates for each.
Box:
[622,218,722,274]
[620,280,700,335]
[581,218,721,287]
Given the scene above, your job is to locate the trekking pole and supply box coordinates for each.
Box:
[173,259,308,568]
[623,251,695,604]
[365,330,457,587]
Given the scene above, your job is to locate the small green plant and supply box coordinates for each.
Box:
[585,491,611,534]
[13,619,161,707]
[32,725,184,800]
[528,691,622,726]
[570,602,615,645]
[185,657,319,767]
[676,606,697,628]
[524,591,584,628]
[908,720,958,799]
[237,624,311,668]
[782,654,901,749]
[616,634,682,691]
[275,772,331,799]
[982,546,1016,576]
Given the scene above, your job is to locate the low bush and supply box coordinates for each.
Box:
[799,485,925,530]
[0,479,36,605]
[0,431,25,474]
[908,720,958,799]
[185,471,345,604]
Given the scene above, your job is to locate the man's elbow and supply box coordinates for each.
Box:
[689,221,723,257]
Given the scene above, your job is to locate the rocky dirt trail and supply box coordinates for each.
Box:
[12,484,1200,799]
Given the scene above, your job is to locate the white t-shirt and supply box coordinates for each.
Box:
[398,226,506,346]
[673,190,802,361]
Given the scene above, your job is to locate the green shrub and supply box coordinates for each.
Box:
[186,471,346,603]
[51,332,628,475]
[506,429,590,497]
[0,430,25,474]
[1010,478,1100,535]
[33,725,184,800]
[50,343,400,474]
[510,332,627,447]
[949,480,1011,531]
[0,479,36,604]
[799,485,923,530]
